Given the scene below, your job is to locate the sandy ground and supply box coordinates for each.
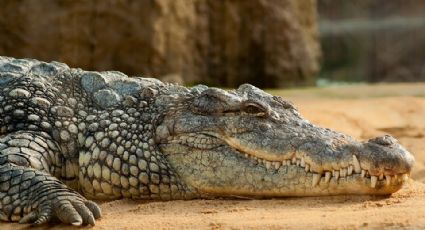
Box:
[3,83,425,229]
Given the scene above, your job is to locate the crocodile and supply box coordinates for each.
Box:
[0,56,414,226]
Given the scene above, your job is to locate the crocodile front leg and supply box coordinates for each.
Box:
[0,164,101,225]
[0,131,101,225]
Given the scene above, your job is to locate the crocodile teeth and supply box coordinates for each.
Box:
[361,170,366,177]
[265,161,271,169]
[347,166,353,175]
[371,176,378,188]
[296,159,301,166]
[286,160,291,166]
[245,154,249,158]
[340,168,347,177]
[291,157,296,164]
[300,158,305,167]
[402,174,409,182]
[379,173,384,180]
[324,172,331,183]
[333,170,340,180]
[312,173,321,187]
[273,162,281,170]
[352,155,361,173]
[305,164,310,172]
[385,175,391,185]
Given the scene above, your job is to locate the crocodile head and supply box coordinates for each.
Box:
[156,84,415,197]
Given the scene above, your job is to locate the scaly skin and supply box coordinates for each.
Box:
[0,56,415,225]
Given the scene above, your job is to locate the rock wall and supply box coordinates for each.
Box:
[0,0,320,88]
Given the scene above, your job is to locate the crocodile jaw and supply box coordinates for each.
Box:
[159,118,413,197]
[161,144,408,197]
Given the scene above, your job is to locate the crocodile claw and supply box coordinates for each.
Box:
[20,194,101,226]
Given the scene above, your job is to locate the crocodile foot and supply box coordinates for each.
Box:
[19,191,101,226]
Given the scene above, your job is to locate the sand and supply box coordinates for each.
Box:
[3,83,425,229]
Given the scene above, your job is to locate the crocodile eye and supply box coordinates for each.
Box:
[244,104,263,114]
[242,101,268,117]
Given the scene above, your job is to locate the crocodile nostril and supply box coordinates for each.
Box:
[368,135,397,146]
[259,123,272,132]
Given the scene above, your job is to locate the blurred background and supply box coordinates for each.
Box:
[1,0,423,88]
[319,0,425,85]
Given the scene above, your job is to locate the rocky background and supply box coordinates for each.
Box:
[0,0,320,88]
[2,0,423,87]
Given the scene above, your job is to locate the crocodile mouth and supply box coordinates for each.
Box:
[223,136,409,188]
[234,150,409,188]
[164,132,410,189]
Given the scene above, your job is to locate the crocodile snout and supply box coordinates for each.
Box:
[361,135,415,177]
